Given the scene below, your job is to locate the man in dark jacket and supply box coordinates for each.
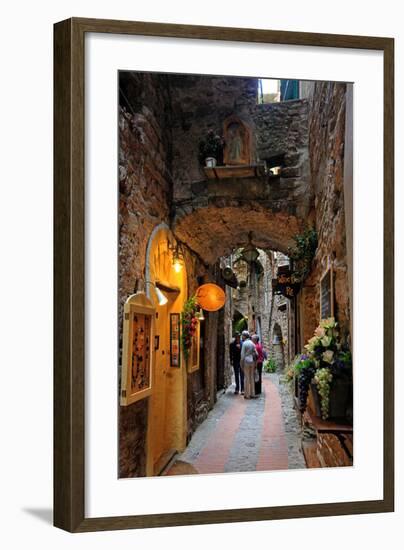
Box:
[229,333,244,394]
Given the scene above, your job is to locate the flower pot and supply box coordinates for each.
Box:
[205,157,217,167]
[309,383,322,417]
[329,376,352,419]
[310,377,352,420]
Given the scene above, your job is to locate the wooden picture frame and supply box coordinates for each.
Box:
[320,261,334,321]
[169,313,181,368]
[54,17,394,532]
[187,320,200,373]
[120,292,154,406]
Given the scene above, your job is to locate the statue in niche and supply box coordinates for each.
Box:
[223,116,251,166]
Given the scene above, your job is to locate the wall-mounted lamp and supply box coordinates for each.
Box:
[195,307,205,321]
[136,279,168,306]
[172,249,183,273]
[168,240,184,273]
[152,284,168,306]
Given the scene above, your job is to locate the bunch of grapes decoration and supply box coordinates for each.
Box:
[181,296,198,361]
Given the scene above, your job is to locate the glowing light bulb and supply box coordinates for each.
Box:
[173,258,183,273]
[195,308,205,321]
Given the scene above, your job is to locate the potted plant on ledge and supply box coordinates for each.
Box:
[198,129,225,167]
[293,317,352,422]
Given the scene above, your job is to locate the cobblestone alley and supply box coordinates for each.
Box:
[165,373,306,476]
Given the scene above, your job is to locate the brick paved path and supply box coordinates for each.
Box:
[175,373,306,475]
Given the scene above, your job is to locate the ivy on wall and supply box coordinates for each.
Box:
[288,227,318,283]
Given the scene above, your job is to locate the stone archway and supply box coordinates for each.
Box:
[173,202,303,266]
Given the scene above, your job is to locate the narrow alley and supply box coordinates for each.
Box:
[166,373,305,476]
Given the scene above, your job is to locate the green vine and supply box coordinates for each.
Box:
[181,296,198,360]
[287,226,318,282]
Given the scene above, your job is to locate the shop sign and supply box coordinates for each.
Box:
[195,283,226,311]
[273,271,300,299]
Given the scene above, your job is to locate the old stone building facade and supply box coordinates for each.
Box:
[118,72,352,477]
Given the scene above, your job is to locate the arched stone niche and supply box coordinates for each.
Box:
[223,116,252,166]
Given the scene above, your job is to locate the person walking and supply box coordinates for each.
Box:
[252,334,264,395]
[240,330,257,399]
[229,333,244,394]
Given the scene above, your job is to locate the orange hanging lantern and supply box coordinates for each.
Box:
[195,283,226,312]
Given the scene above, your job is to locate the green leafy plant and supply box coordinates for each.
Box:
[181,296,198,360]
[298,317,352,418]
[198,129,224,164]
[233,316,248,334]
[287,226,318,282]
[263,358,277,373]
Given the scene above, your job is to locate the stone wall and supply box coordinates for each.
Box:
[119,72,173,321]
[169,75,311,264]
[302,81,350,344]
[261,252,291,369]
[169,75,310,204]
[269,295,290,370]
[118,73,174,478]
[119,400,148,477]
[253,99,311,219]
[169,75,258,201]
[231,258,249,320]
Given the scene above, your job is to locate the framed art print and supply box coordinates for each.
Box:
[187,320,200,374]
[170,313,181,368]
[120,291,154,406]
[320,260,334,321]
[54,18,394,532]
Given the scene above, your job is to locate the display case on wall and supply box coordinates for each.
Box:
[120,292,155,405]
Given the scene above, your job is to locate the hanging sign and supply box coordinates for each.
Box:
[195,283,226,311]
[273,271,300,299]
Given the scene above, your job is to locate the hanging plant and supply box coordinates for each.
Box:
[181,296,199,360]
[287,226,318,283]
